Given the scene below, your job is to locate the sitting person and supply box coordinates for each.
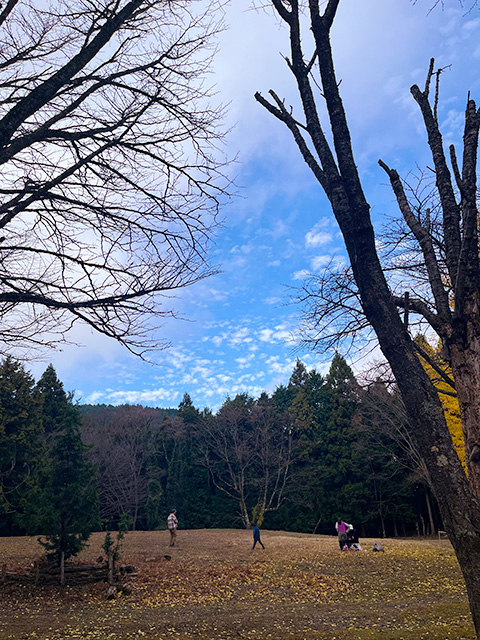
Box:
[347,526,359,548]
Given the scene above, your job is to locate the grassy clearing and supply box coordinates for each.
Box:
[0,529,475,640]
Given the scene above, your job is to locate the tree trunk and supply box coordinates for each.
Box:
[60,552,65,587]
[379,513,386,539]
[240,499,250,529]
[256,3,480,635]
[419,514,426,537]
[346,213,480,637]
[108,551,114,586]
[449,312,480,498]
[425,491,435,535]
[315,20,480,638]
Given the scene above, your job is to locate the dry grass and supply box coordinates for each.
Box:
[0,529,475,640]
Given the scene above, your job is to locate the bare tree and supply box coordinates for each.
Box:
[255,0,480,634]
[355,379,438,535]
[357,380,431,486]
[82,404,160,530]
[0,0,228,358]
[293,261,373,356]
[250,399,293,525]
[201,399,256,528]
[201,396,293,528]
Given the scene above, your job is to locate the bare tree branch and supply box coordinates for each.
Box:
[0,0,230,358]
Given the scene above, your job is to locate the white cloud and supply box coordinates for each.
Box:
[310,254,332,271]
[310,254,346,272]
[265,355,296,377]
[229,327,252,346]
[235,354,255,369]
[274,328,292,343]
[258,328,274,342]
[292,269,310,281]
[204,288,229,302]
[83,391,105,404]
[95,388,181,407]
[305,229,333,248]
[212,335,224,347]
[264,296,282,305]
[257,324,293,344]
[163,348,193,370]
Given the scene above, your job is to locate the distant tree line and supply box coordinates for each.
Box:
[0,354,446,544]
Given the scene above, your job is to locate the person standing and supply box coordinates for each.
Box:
[167,509,178,547]
[252,524,265,549]
[335,518,352,550]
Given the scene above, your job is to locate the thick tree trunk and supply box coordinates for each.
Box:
[346,221,480,637]
[313,15,480,636]
[449,295,480,498]
[256,2,480,634]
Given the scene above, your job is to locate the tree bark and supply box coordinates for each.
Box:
[448,295,480,498]
[256,1,480,635]
[425,491,435,535]
[108,551,114,587]
[60,551,65,587]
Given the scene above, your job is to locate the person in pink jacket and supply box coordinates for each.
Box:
[335,518,352,550]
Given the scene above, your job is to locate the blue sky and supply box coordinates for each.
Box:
[27,0,480,411]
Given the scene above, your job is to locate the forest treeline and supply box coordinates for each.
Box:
[0,354,444,541]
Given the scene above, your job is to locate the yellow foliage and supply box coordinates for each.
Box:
[416,336,466,471]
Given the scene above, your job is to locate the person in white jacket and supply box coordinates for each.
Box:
[167,509,178,547]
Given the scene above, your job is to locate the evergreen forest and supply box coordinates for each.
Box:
[0,354,446,545]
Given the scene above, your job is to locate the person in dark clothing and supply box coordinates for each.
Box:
[252,524,265,549]
[347,527,359,548]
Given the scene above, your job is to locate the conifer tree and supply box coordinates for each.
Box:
[0,357,41,533]
[174,393,213,527]
[177,393,201,425]
[271,360,330,532]
[37,364,71,434]
[289,361,314,435]
[27,365,99,564]
[318,354,367,527]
